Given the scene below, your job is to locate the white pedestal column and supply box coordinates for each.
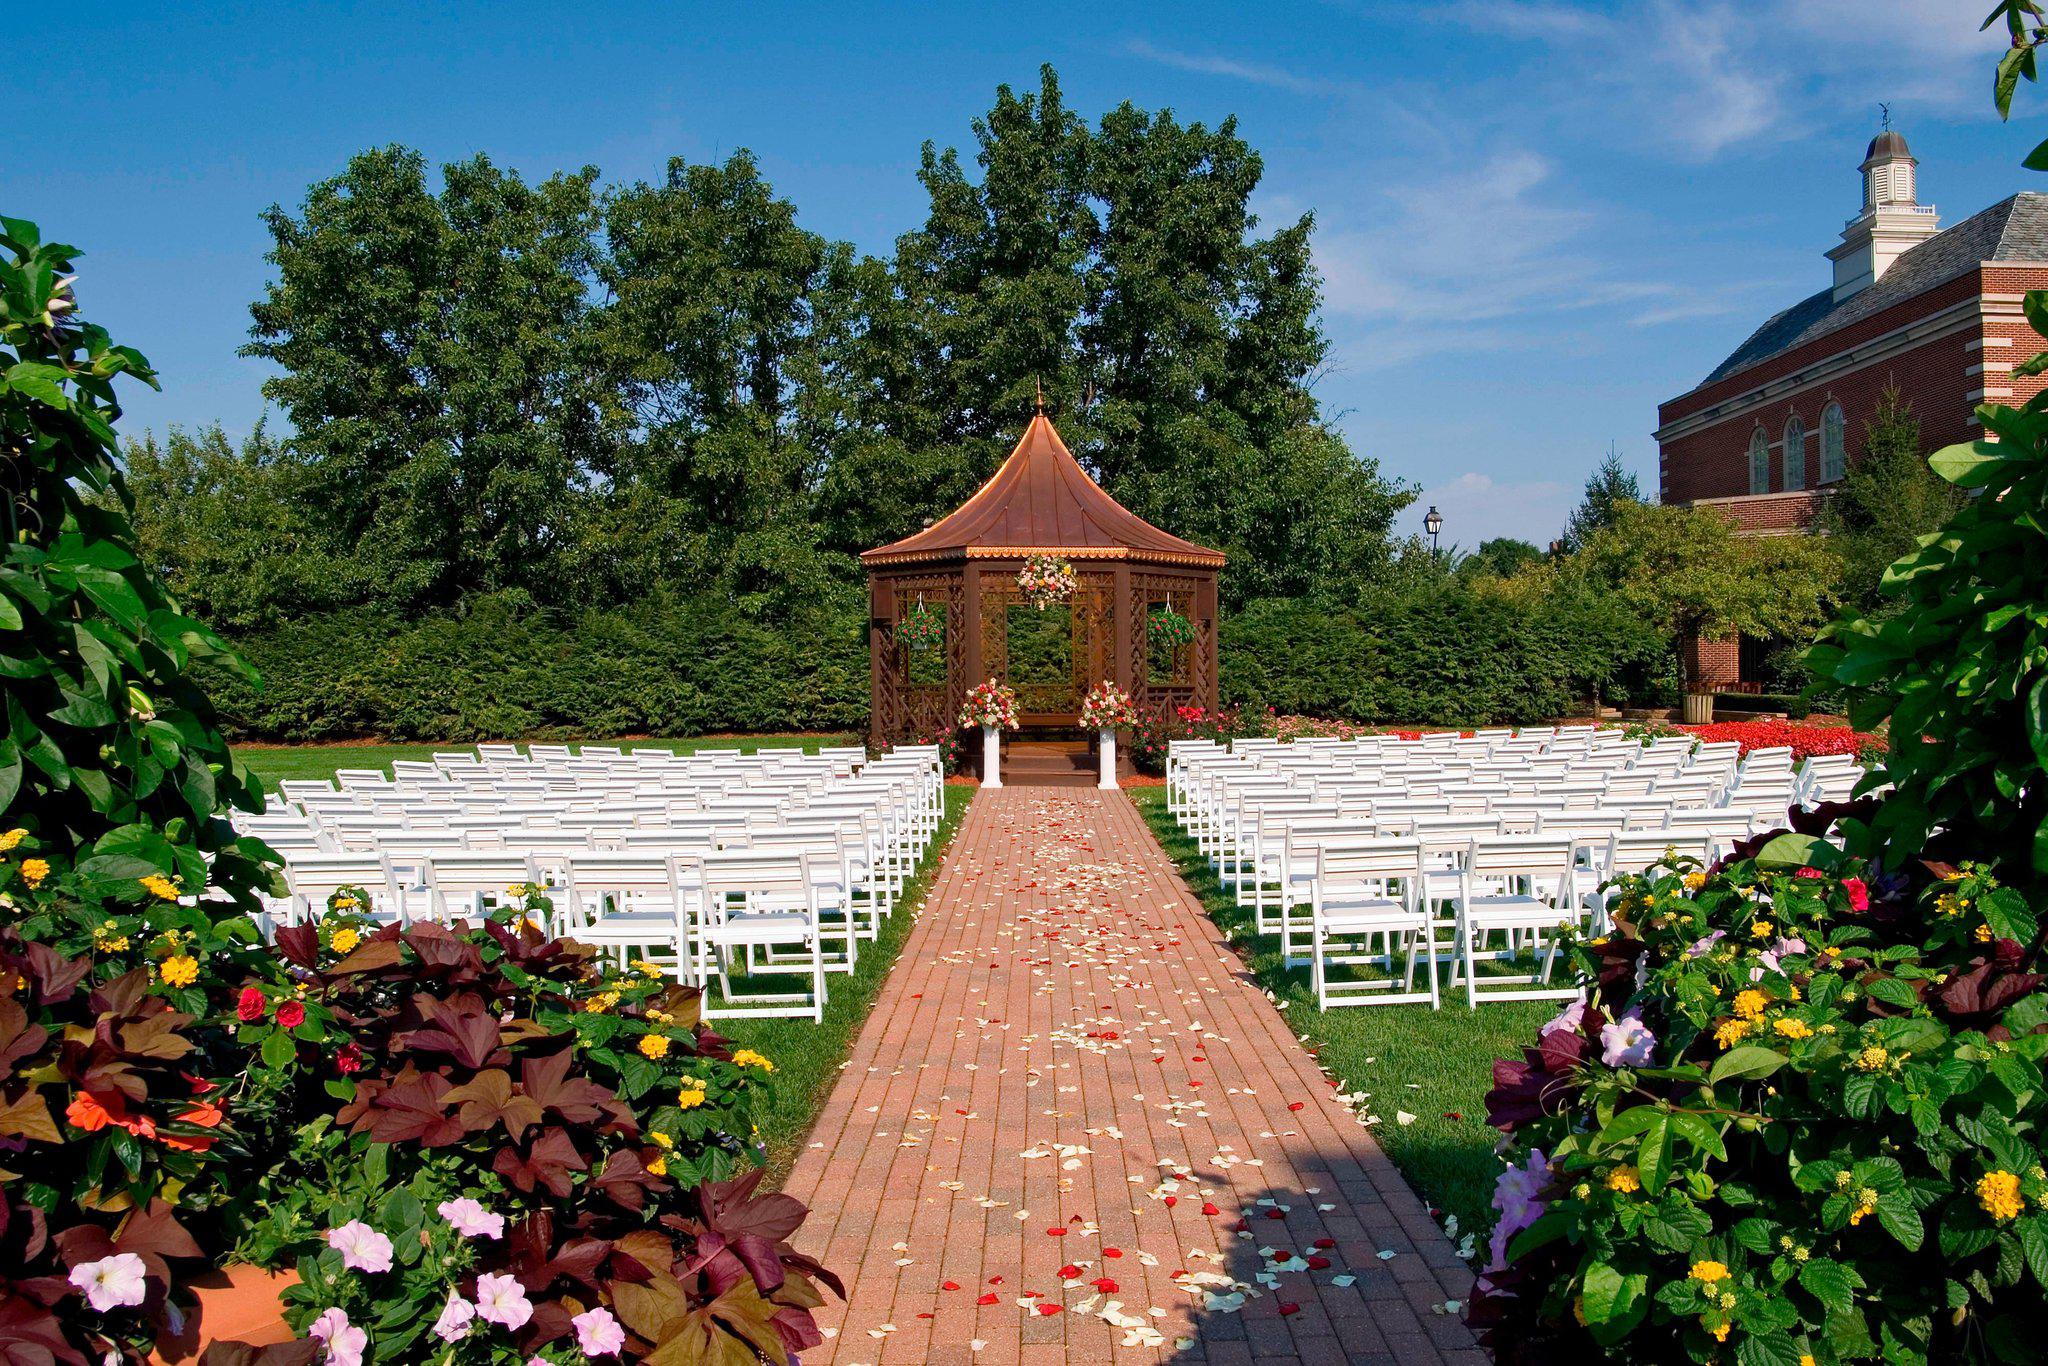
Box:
[1097,729,1118,789]
[982,725,1002,788]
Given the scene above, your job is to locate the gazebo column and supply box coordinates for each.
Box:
[961,561,985,779]
[868,573,892,750]
[1112,562,1134,698]
[1198,572,1220,710]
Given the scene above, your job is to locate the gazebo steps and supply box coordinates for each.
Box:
[1003,738,1095,787]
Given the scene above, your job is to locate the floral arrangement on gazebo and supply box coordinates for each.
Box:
[958,679,1020,730]
[1016,554,1077,610]
[1078,680,1139,731]
[897,598,945,653]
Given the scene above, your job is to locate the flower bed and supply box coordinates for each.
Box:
[1676,720,1886,763]
[1469,834,2048,1362]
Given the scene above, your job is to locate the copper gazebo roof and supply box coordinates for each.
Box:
[860,412,1226,567]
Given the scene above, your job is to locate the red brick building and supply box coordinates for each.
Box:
[1656,129,2048,685]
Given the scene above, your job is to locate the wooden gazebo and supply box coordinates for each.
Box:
[862,408,1224,775]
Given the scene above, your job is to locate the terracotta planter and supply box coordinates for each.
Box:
[153,1264,300,1366]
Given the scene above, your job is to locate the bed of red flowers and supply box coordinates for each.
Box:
[1675,720,1886,762]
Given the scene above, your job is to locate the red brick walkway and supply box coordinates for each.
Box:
[782,789,1483,1365]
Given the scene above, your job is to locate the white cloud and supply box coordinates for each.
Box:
[1125,40,1339,96]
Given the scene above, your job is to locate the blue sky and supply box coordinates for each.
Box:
[3,1,2036,546]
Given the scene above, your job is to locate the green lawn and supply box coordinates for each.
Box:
[1130,788,1548,1238]
[724,786,972,1182]
[235,734,858,788]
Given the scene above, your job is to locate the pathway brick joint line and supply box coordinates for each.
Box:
[783,789,1483,1364]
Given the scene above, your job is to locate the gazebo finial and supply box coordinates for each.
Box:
[1034,377,1045,415]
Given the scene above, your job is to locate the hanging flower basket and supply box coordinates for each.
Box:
[1078,680,1139,731]
[1147,606,1197,653]
[1016,554,1077,610]
[958,678,1020,730]
[897,599,946,653]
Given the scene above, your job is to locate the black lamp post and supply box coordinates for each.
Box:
[1424,505,1443,562]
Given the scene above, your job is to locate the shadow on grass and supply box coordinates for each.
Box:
[1129,788,1548,1238]
[723,786,974,1184]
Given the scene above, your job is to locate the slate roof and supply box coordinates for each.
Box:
[1698,192,2048,389]
[860,412,1225,566]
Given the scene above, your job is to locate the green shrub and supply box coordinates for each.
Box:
[206,591,870,742]
[1470,847,2048,1364]
[1220,587,1671,726]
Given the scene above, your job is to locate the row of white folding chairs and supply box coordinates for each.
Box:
[1301,829,1719,1011]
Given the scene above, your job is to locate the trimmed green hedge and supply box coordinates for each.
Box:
[206,592,869,741]
[1220,589,1672,726]
[206,585,1673,742]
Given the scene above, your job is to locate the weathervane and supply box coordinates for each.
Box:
[1880,102,1892,132]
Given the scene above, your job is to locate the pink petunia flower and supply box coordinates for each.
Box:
[325,1220,394,1274]
[574,1306,627,1357]
[436,1196,505,1240]
[309,1307,368,1366]
[473,1272,533,1329]
[1599,1015,1656,1068]
[431,1292,475,1342]
[1538,1000,1586,1038]
[68,1253,148,1313]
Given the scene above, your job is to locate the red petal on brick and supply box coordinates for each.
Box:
[1102,1247,1122,1258]
[942,1280,960,1291]
[977,1293,999,1305]
[1037,1303,1062,1315]
[1279,1302,1301,1316]
[1201,1201,1221,1216]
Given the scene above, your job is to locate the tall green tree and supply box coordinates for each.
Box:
[244,147,612,609]
[123,423,362,630]
[1813,386,1966,610]
[584,152,840,608]
[1580,501,1837,698]
[1559,446,1640,553]
[831,66,1410,604]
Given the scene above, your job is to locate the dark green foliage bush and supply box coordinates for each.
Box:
[1220,588,1672,727]
[207,592,869,742]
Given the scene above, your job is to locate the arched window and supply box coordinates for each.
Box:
[1820,401,1847,483]
[1782,415,1806,491]
[1749,427,1771,493]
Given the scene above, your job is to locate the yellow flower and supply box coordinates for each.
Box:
[158,954,199,988]
[646,1009,673,1025]
[1935,892,1963,917]
[329,927,361,955]
[646,1154,668,1177]
[676,1082,708,1110]
[332,894,359,911]
[632,958,664,979]
[649,1130,674,1150]
[638,1034,672,1060]
[1834,1170,1853,1189]
[1801,1357,1816,1366]
[1710,1321,1730,1343]
[1977,1171,2024,1222]
[1732,989,1768,1020]
[584,991,619,1015]
[1689,1261,1730,1284]
[1849,1187,1879,1225]
[1974,924,1995,943]
[1605,1166,1641,1193]
[20,859,49,888]
[731,1048,775,1073]
[1772,1018,1813,1040]
[140,874,181,902]
[1751,920,1774,939]
[1714,1018,1753,1048]
[1682,871,1706,892]
[0,828,26,852]
[1853,1045,1889,1072]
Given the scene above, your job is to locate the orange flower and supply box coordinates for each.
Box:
[162,1096,225,1152]
[66,1091,119,1132]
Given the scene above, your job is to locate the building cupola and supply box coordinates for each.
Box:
[1827,118,1939,301]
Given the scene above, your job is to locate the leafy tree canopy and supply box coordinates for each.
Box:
[1579,501,1837,692]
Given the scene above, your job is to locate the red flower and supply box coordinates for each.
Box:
[334,1043,364,1074]
[1793,867,1824,880]
[275,1000,306,1029]
[1841,876,1870,911]
[237,986,267,1022]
